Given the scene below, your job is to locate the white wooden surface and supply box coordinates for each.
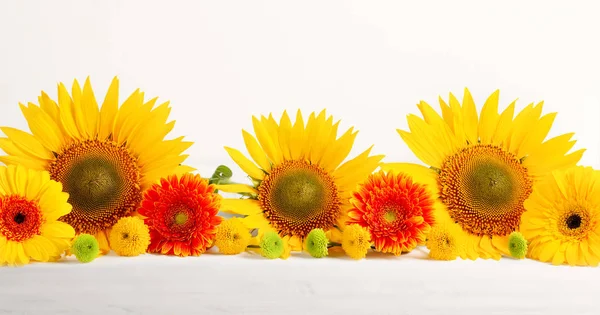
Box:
[1,249,598,315]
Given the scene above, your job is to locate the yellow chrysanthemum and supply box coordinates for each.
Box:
[214,218,251,255]
[218,110,383,252]
[0,165,75,266]
[0,77,193,254]
[384,89,584,260]
[109,216,150,257]
[522,166,600,266]
[342,224,371,260]
[426,221,465,261]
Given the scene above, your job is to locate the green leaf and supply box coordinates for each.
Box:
[209,165,233,186]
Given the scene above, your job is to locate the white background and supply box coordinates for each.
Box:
[1,0,600,181]
[1,1,600,314]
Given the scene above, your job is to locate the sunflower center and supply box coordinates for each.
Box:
[259,160,341,238]
[49,139,142,234]
[0,195,43,242]
[439,145,533,237]
[566,214,582,230]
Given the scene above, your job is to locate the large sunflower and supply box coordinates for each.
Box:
[0,165,75,266]
[522,166,600,266]
[0,77,192,253]
[383,89,584,260]
[218,110,384,251]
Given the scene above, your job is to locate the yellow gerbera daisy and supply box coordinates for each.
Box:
[522,166,600,266]
[0,165,75,266]
[0,77,193,254]
[218,110,383,251]
[383,89,584,260]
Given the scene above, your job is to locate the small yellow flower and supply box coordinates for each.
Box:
[342,225,371,260]
[426,222,464,261]
[109,217,150,257]
[214,218,251,255]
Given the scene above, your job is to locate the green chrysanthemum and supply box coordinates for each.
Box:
[305,228,329,258]
[508,232,528,259]
[259,231,285,259]
[71,234,100,263]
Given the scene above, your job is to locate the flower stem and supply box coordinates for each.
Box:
[328,242,342,248]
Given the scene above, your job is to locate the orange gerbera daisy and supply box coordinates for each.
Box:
[348,171,435,255]
[138,173,222,257]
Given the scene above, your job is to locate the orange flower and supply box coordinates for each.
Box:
[138,173,222,257]
[348,171,435,255]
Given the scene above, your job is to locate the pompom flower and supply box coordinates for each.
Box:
[426,222,465,261]
[138,173,222,257]
[71,234,100,263]
[508,232,527,259]
[0,165,74,266]
[260,231,285,259]
[304,228,329,258]
[109,216,150,256]
[386,89,583,260]
[218,110,383,254]
[214,218,251,255]
[342,224,371,260]
[348,171,435,255]
[0,77,193,254]
[522,166,600,266]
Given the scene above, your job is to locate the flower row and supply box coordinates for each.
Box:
[0,77,596,267]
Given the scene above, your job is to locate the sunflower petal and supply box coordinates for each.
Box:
[221,199,263,216]
[224,147,265,180]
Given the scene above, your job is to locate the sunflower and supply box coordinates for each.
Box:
[0,165,75,265]
[348,170,435,255]
[522,166,600,266]
[218,110,384,251]
[0,77,193,253]
[384,89,584,260]
[138,173,222,257]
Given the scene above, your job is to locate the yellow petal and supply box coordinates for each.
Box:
[252,116,282,164]
[224,147,265,180]
[517,112,556,157]
[0,155,46,170]
[39,91,60,123]
[461,88,479,145]
[0,127,53,160]
[113,89,144,144]
[80,77,100,136]
[19,103,64,152]
[242,213,270,230]
[320,127,357,172]
[57,82,82,139]
[278,111,293,161]
[95,231,111,254]
[221,199,263,216]
[41,221,76,239]
[242,130,271,171]
[565,242,579,266]
[380,163,439,195]
[24,238,50,262]
[491,235,510,257]
[478,90,499,144]
[491,100,515,146]
[98,77,119,140]
[507,103,541,155]
[289,109,305,160]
